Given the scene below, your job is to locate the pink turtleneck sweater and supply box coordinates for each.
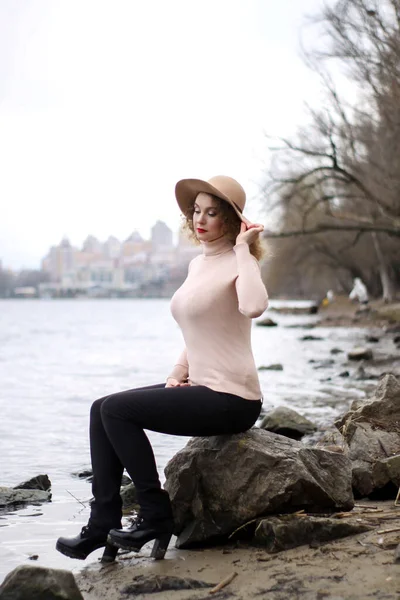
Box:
[169,236,269,400]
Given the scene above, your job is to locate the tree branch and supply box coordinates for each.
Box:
[264,224,399,238]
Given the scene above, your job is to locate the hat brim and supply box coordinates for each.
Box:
[175,178,250,225]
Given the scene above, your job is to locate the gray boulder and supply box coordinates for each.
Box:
[353,365,378,381]
[335,374,400,496]
[14,475,51,491]
[311,359,335,369]
[120,483,139,510]
[164,428,354,548]
[72,468,93,479]
[0,487,51,512]
[253,514,372,552]
[256,317,278,327]
[314,429,348,454]
[347,347,373,361]
[0,565,83,600]
[258,364,283,371]
[372,455,400,489]
[259,406,316,440]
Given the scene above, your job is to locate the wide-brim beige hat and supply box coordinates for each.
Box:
[175,175,250,225]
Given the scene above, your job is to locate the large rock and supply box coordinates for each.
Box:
[335,374,400,497]
[353,365,378,381]
[253,514,372,553]
[14,474,51,491]
[372,455,400,488]
[120,483,139,510]
[0,565,83,599]
[0,487,51,512]
[164,428,354,548]
[259,406,316,440]
[256,317,278,327]
[314,429,348,454]
[347,347,373,361]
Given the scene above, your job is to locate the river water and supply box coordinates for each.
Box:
[0,298,383,582]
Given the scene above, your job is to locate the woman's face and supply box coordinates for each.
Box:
[192,193,225,242]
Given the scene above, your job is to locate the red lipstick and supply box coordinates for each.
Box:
[197,228,207,233]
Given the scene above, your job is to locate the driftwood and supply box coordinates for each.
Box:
[377,527,400,534]
[209,572,237,595]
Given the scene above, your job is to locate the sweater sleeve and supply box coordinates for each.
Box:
[167,347,189,382]
[233,242,269,318]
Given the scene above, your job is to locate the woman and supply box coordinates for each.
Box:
[56,175,268,563]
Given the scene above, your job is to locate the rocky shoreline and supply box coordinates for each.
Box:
[1,300,400,600]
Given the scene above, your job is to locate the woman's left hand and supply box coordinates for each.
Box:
[236,221,264,246]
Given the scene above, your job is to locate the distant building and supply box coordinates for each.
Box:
[82,235,103,254]
[103,236,122,259]
[41,237,77,282]
[74,258,120,295]
[122,231,150,257]
[151,221,173,252]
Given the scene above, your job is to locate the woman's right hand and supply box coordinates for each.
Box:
[165,377,190,388]
[235,221,264,246]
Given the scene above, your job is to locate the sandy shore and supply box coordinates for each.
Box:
[77,500,400,600]
[316,297,400,330]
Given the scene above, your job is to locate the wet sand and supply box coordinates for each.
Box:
[317,297,400,330]
[77,500,400,600]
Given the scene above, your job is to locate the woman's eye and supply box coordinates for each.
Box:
[193,209,217,216]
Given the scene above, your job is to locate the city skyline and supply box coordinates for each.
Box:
[42,219,188,265]
[36,219,199,299]
[1,219,190,272]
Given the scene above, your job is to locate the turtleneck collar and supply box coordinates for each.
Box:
[201,235,234,257]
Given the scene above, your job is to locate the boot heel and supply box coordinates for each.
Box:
[151,532,172,560]
[101,542,118,563]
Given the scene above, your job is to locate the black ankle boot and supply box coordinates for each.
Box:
[56,523,118,562]
[107,516,174,560]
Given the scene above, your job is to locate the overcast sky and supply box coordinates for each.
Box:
[0,0,327,269]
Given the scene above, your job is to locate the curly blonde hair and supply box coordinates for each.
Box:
[181,195,265,262]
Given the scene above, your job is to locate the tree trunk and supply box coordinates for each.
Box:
[371,232,395,302]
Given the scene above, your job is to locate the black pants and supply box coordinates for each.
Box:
[89,383,262,530]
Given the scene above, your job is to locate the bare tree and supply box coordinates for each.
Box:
[264,0,400,301]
